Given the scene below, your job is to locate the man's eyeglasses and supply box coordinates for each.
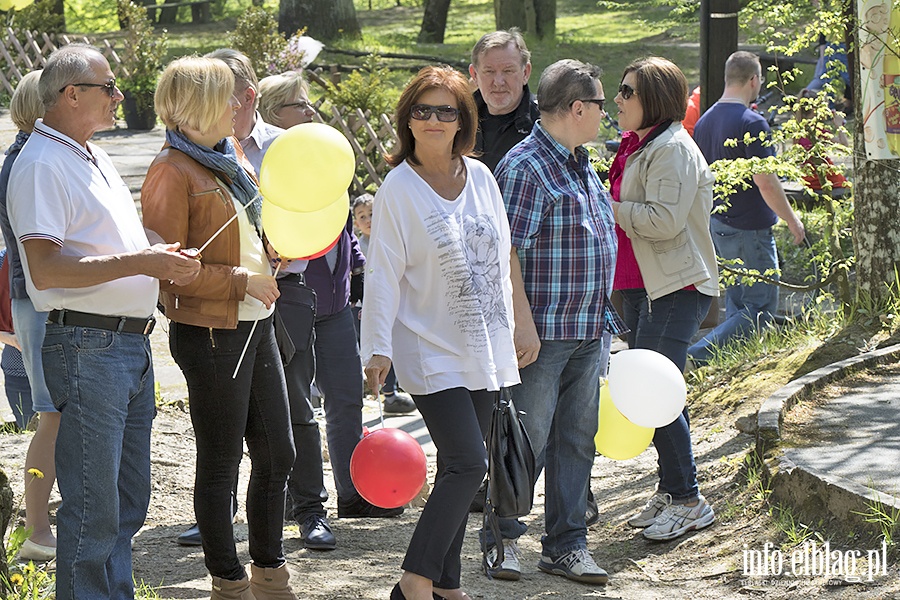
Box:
[410,104,460,122]
[618,83,638,100]
[282,100,313,111]
[59,80,118,97]
[576,98,606,112]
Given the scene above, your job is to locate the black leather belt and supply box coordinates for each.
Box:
[48,309,156,335]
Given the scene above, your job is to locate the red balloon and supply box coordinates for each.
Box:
[296,234,340,261]
[350,428,427,509]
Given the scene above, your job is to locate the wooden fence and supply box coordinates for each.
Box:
[0,28,399,189]
[0,28,127,96]
[313,104,397,195]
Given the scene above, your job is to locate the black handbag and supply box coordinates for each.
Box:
[483,387,536,574]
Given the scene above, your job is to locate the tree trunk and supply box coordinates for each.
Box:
[494,0,535,35]
[533,0,554,40]
[852,0,900,306]
[49,0,66,31]
[418,0,451,43]
[494,0,553,39]
[279,0,361,41]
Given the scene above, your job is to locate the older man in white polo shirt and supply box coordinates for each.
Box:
[8,44,199,600]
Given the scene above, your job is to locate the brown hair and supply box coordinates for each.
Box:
[622,56,688,129]
[386,66,477,167]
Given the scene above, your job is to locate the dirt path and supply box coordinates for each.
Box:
[2,326,899,599]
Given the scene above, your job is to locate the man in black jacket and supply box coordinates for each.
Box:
[469,29,540,173]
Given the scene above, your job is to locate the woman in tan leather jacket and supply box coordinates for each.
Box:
[140,56,297,600]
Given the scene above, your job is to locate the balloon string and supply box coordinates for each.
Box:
[197,194,259,256]
[232,261,281,380]
[377,390,385,430]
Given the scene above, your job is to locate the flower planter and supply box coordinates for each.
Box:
[122,90,157,130]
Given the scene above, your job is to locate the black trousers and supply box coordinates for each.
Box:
[171,317,296,580]
[402,387,495,589]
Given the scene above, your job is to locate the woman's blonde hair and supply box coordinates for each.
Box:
[258,71,310,128]
[11,70,44,133]
[155,56,235,134]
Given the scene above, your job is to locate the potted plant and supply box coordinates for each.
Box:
[117,0,167,130]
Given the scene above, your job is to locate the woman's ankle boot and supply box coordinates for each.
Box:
[249,563,299,600]
[210,575,256,600]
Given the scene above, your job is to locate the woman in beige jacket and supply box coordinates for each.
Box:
[608,57,718,543]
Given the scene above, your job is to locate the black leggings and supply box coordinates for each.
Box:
[402,387,495,589]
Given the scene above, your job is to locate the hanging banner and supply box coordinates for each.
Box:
[859,0,900,159]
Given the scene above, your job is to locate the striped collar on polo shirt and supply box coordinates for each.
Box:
[32,119,98,165]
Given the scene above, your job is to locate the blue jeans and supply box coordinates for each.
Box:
[494,339,603,557]
[311,305,365,502]
[688,220,778,365]
[11,296,54,413]
[170,317,295,580]
[42,323,155,600]
[620,288,710,501]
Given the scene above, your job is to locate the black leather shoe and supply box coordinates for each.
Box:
[176,523,202,546]
[337,496,404,518]
[299,514,336,550]
[390,583,444,599]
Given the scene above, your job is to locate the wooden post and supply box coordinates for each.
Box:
[699,0,739,113]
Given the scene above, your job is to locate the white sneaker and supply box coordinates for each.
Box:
[627,492,671,528]
[483,539,521,581]
[642,495,715,541]
[537,548,609,584]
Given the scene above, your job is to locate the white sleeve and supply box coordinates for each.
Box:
[359,176,408,364]
[9,158,70,247]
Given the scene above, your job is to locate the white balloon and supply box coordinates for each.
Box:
[607,349,687,428]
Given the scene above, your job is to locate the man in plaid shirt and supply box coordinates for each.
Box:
[489,59,623,586]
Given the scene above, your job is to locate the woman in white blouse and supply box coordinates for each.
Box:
[361,66,520,600]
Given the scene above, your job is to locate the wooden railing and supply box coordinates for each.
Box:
[0,29,400,190]
[0,28,126,97]
[313,104,398,195]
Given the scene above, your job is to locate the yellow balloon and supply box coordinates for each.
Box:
[262,192,349,259]
[259,123,355,213]
[595,381,655,461]
[10,0,35,9]
[0,0,14,10]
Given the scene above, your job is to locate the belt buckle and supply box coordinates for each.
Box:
[143,317,155,335]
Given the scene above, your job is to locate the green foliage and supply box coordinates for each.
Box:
[134,577,163,599]
[324,55,396,116]
[9,0,64,33]
[2,469,55,599]
[65,0,118,33]
[227,6,286,80]
[854,493,900,550]
[117,0,168,112]
[769,503,819,550]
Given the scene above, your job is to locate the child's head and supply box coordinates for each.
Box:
[352,193,374,236]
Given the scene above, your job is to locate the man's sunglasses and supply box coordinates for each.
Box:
[618,83,638,100]
[410,104,460,122]
[575,98,606,111]
[59,80,118,97]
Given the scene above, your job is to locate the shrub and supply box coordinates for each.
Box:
[227,7,286,80]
